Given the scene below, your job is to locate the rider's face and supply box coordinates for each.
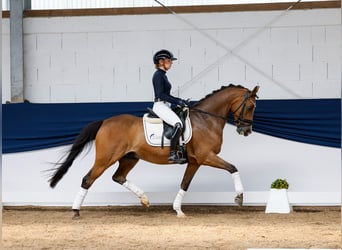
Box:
[159,58,173,71]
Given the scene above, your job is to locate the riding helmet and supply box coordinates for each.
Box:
[153,49,177,64]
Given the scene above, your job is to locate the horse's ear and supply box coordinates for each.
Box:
[251,86,259,98]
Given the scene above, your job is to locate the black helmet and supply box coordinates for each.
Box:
[153,49,177,64]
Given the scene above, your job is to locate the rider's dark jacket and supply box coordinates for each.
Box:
[152,68,184,105]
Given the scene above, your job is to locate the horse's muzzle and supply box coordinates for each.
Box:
[236,125,252,136]
[235,118,253,136]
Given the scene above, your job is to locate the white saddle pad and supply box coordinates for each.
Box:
[143,114,192,147]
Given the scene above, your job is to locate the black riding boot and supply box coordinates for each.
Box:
[168,123,187,164]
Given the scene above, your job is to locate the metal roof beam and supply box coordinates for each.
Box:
[10,0,24,103]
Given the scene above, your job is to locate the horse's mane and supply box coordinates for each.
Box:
[192,84,246,107]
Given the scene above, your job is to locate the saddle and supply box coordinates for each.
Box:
[147,106,187,139]
[143,106,192,148]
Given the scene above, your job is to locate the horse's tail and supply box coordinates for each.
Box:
[49,120,103,188]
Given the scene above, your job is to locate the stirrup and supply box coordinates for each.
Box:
[168,151,187,164]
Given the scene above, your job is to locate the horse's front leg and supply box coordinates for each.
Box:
[204,152,244,207]
[173,162,200,217]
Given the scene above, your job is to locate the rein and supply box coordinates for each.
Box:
[191,90,254,123]
[190,88,257,126]
[191,107,227,121]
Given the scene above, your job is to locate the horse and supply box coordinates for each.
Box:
[49,84,259,219]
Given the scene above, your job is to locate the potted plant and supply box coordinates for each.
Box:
[265,178,292,213]
[271,178,289,189]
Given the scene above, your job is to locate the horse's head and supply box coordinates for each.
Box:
[231,86,259,136]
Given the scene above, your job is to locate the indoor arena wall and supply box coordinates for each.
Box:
[2,5,340,206]
[2,7,340,102]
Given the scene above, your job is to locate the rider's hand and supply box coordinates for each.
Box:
[178,99,188,107]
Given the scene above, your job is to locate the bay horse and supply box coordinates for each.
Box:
[49,84,259,218]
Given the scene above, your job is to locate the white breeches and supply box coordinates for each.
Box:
[153,101,182,127]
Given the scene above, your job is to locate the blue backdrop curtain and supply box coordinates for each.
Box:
[3,99,340,153]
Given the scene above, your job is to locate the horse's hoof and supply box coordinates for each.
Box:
[175,210,186,218]
[72,209,80,220]
[234,193,243,207]
[177,213,186,218]
[72,215,80,220]
[140,195,150,208]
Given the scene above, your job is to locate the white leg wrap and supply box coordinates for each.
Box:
[173,189,186,217]
[72,187,88,210]
[232,172,244,194]
[123,180,145,198]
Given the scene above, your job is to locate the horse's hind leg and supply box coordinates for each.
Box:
[72,170,91,219]
[112,152,149,208]
[72,160,114,219]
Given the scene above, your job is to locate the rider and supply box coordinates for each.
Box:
[152,49,188,164]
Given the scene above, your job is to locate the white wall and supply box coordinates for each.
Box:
[3,125,340,206]
[2,8,341,103]
[2,7,341,206]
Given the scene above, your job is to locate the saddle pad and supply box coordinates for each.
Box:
[143,114,192,147]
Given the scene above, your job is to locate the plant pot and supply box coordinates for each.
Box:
[265,188,292,214]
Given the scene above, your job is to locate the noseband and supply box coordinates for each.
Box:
[232,91,254,127]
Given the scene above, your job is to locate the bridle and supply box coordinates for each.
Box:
[231,90,255,127]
